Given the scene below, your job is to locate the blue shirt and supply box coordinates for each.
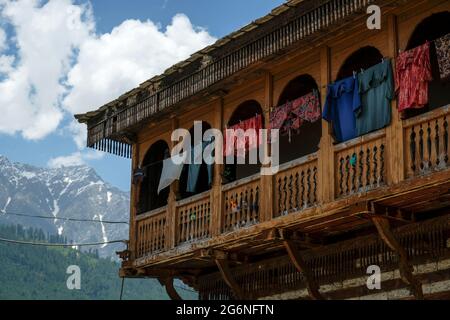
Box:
[322,76,361,143]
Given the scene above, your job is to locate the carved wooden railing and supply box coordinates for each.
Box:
[222,175,260,234]
[176,192,212,245]
[87,0,380,150]
[274,154,319,218]
[135,208,168,258]
[334,130,387,198]
[404,106,450,178]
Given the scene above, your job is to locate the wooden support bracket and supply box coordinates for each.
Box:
[159,277,182,301]
[283,240,325,300]
[215,259,244,300]
[371,216,424,300]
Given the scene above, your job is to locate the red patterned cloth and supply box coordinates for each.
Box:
[395,42,433,112]
[269,90,321,136]
[224,114,263,157]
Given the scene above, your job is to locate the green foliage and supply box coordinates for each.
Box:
[0,224,198,300]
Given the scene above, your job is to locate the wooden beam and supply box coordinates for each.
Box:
[371,216,423,300]
[215,259,244,300]
[283,240,325,300]
[159,277,182,301]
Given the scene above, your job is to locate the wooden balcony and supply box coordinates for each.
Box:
[128,105,450,275]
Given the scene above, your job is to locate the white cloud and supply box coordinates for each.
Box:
[63,14,216,114]
[0,0,216,148]
[48,149,104,168]
[0,27,7,51]
[0,0,94,140]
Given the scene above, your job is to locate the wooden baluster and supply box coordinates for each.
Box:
[435,120,440,167]
[313,167,318,205]
[295,172,300,210]
[380,144,385,184]
[427,122,432,170]
[197,204,202,240]
[283,176,288,215]
[419,125,424,171]
[373,146,378,187]
[410,127,417,172]
[277,178,282,217]
[444,117,448,165]
[255,186,260,223]
[224,195,229,232]
[351,153,356,193]
[345,155,350,195]
[301,171,306,208]
[366,147,371,188]
[339,157,344,196]
[238,192,243,228]
[244,189,250,225]
[359,149,364,190]
[307,168,312,206]
[249,189,254,224]
[288,174,293,213]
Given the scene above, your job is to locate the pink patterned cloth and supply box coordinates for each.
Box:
[395,42,433,112]
[269,90,321,136]
[224,114,263,157]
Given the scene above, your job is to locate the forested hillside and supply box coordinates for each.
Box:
[0,224,197,300]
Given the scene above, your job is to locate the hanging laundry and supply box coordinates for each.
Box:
[269,90,321,141]
[186,141,214,193]
[290,90,322,126]
[157,155,185,194]
[224,114,263,157]
[269,102,292,131]
[435,33,450,81]
[395,42,433,112]
[322,76,361,143]
[356,59,394,136]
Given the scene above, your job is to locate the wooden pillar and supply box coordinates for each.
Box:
[318,46,334,203]
[167,117,179,249]
[385,14,404,185]
[211,98,224,237]
[129,142,140,260]
[260,71,274,222]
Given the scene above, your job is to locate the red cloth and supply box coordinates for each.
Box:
[395,42,433,112]
[224,114,263,157]
[269,90,321,137]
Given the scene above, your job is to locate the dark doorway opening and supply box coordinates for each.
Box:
[276,74,322,164]
[139,140,170,214]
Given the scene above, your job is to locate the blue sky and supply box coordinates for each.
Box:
[0,0,283,191]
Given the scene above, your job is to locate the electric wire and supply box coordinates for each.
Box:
[0,210,129,225]
[0,237,127,247]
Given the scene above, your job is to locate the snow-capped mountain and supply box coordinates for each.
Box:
[0,155,130,258]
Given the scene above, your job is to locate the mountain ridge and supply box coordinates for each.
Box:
[0,154,130,258]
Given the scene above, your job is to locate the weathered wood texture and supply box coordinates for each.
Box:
[198,214,450,300]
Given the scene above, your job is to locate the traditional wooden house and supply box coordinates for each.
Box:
[75,0,450,300]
